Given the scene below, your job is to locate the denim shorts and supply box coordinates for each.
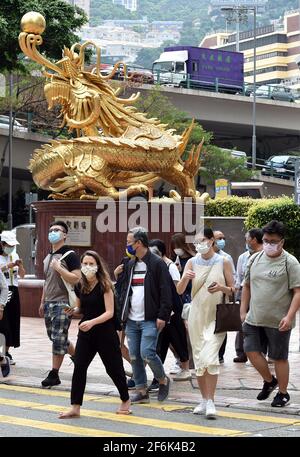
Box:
[243,322,291,360]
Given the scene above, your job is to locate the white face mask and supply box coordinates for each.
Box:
[263,242,281,257]
[195,242,211,255]
[81,265,98,279]
[174,248,184,257]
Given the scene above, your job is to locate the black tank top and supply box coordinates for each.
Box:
[75,283,113,326]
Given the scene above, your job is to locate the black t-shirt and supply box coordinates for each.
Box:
[75,282,114,328]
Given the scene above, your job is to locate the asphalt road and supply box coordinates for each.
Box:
[0,383,300,439]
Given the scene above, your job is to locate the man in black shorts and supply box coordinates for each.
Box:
[241,220,300,407]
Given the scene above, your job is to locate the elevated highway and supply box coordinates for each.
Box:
[137,84,300,157]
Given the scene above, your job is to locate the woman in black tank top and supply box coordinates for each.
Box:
[59,250,131,418]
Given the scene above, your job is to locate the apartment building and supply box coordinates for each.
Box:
[113,0,138,12]
[200,10,300,88]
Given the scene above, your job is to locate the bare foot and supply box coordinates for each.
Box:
[59,408,80,419]
[116,399,132,415]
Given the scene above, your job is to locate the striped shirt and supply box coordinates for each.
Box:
[128,261,147,321]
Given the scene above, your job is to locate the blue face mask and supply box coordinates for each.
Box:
[216,239,226,251]
[126,244,136,256]
[48,231,62,244]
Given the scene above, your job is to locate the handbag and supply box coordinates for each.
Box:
[214,293,242,334]
[58,251,77,308]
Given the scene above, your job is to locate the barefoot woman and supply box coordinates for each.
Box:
[59,250,131,418]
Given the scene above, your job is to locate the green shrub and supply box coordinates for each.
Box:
[204,196,259,217]
[245,196,300,259]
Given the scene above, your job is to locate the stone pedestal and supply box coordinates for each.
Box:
[32,199,203,278]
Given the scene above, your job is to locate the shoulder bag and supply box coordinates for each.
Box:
[58,250,77,308]
[214,293,242,333]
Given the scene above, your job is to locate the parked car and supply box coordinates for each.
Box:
[0,115,28,133]
[261,155,300,179]
[101,65,154,84]
[251,84,295,102]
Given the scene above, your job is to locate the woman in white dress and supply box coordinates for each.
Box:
[176,228,234,419]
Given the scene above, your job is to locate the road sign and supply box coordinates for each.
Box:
[215,179,229,199]
[294,159,300,205]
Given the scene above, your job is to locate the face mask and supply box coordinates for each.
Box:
[3,246,14,255]
[174,248,184,257]
[48,231,62,244]
[127,244,136,256]
[195,242,211,255]
[263,243,281,257]
[125,248,135,259]
[81,265,98,278]
[216,239,226,251]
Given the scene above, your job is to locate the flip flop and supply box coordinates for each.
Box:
[59,412,80,419]
[116,409,133,415]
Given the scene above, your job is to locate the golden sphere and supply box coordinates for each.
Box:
[21,12,46,35]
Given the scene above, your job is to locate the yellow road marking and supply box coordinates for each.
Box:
[1,384,300,426]
[0,383,98,401]
[0,414,132,437]
[0,397,246,437]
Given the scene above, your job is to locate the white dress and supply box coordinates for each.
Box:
[188,254,226,376]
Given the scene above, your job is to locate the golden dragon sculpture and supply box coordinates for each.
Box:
[19,12,209,201]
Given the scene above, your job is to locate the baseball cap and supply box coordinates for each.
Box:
[0,231,20,246]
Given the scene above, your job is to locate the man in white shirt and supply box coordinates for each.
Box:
[234,228,263,363]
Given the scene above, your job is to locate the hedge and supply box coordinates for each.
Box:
[245,196,300,259]
[205,196,264,217]
[204,196,300,259]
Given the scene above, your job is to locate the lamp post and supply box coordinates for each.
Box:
[8,73,13,230]
[221,5,257,170]
[251,5,257,170]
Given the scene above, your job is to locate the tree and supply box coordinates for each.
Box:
[0,0,88,73]
[134,86,253,185]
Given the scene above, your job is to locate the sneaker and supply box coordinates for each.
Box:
[41,369,61,388]
[233,355,248,363]
[193,400,207,415]
[172,369,192,382]
[169,360,181,375]
[257,375,278,400]
[271,392,290,407]
[6,352,15,365]
[205,399,217,419]
[157,376,170,402]
[0,356,10,378]
[127,378,136,390]
[130,391,150,404]
[147,379,160,392]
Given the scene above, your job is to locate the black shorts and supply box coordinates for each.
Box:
[243,322,291,360]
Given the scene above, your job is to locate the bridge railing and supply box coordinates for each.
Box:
[153,70,244,94]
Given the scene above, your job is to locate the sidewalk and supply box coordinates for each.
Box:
[2,315,300,416]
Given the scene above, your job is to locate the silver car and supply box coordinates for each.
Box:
[252,85,295,102]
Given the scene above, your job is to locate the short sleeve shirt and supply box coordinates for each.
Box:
[43,246,80,302]
[168,262,181,282]
[244,250,300,328]
[0,252,20,287]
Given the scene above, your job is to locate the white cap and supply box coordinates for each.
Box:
[0,230,20,246]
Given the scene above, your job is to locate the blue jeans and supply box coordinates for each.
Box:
[125,319,166,389]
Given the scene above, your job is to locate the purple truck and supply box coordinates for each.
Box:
[152,45,244,93]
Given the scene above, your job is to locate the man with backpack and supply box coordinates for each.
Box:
[39,221,81,388]
[241,220,300,407]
